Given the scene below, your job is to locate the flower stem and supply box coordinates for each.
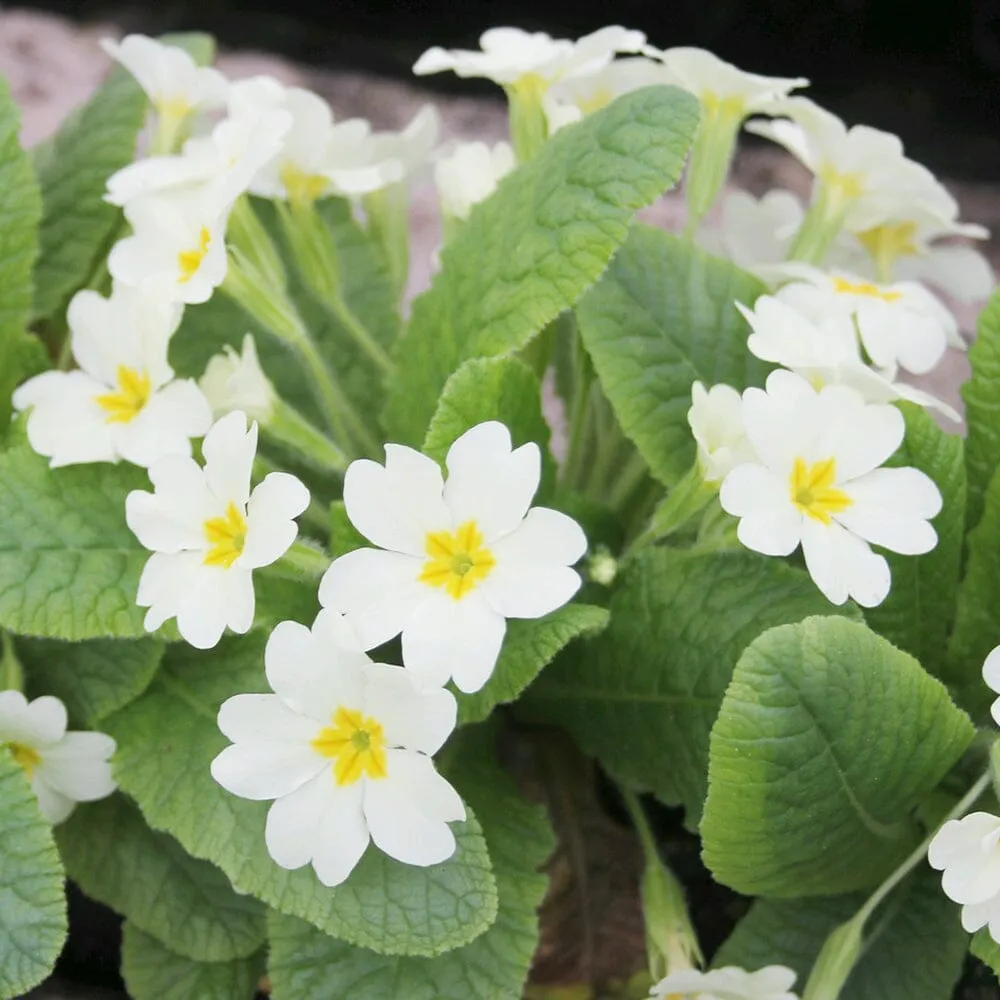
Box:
[268,539,332,581]
[266,398,349,474]
[0,632,23,693]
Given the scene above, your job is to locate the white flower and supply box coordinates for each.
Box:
[737,295,960,422]
[776,266,958,374]
[109,185,231,305]
[319,421,588,693]
[650,965,799,1000]
[928,811,1000,941]
[434,141,516,221]
[413,25,647,89]
[13,286,211,468]
[210,609,464,886]
[199,334,276,423]
[0,691,116,824]
[363,105,442,185]
[982,646,1000,727]
[125,411,309,649]
[688,381,756,483]
[719,370,942,607]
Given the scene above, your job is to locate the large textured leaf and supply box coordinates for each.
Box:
[0,753,67,997]
[57,794,266,962]
[523,550,858,824]
[864,403,965,679]
[267,725,554,1000]
[715,869,967,1000]
[103,634,499,957]
[575,226,767,486]
[701,617,974,896]
[20,636,163,726]
[121,923,263,1000]
[383,85,701,445]
[0,448,148,639]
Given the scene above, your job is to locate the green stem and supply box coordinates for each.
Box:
[267,398,350,473]
[608,450,653,514]
[229,197,287,292]
[0,632,23,692]
[620,786,659,861]
[268,539,332,580]
[327,291,394,376]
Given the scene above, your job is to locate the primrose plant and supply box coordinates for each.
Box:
[1,21,999,1000]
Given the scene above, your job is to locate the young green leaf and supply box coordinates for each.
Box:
[523,550,858,825]
[702,616,974,897]
[57,794,266,962]
[121,922,264,1000]
[575,226,767,487]
[0,753,67,998]
[383,85,701,445]
[103,634,499,957]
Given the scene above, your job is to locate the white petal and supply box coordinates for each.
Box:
[443,422,541,542]
[721,464,803,557]
[489,506,587,566]
[0,692,66,746]
[819,393,903,482]
[175,565,255,648]
[961,898,995,933]
[31,777,76,824]
[113,380,213,468]
[480,564,582,620]
[983,646,1000,695]
[126,454,217,553]
[362,665,457,755]
[898,244,995,303]
[202,411,257,505]
[240,473,310,568]
[216,693,320,744]
[928,814,999,869]
[36,733,116,802]
[800,518,890,607]
[364,750,464,867]
[210,741,325,801]
[836,467,941,554]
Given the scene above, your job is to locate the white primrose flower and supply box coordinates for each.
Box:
[650,965,799,1000]
[13,286,211,468]
[928,811,1000,941]
[688,381,756,483]
[719,370,942,607]
[210,609,464,886]
[363,105,442,185]
[0,691,116,825]
[776,265,958,374]
[125,411,309,649]
[982,646,1000,726]
[434,141,516,222]
[319,421,588,693]
[199,334,276,423]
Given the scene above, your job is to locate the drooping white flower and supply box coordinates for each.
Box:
[719,370,942,607]
[13,286,211,468]
[319,421,588,693]
[125,411,309,649]
[434,141,516,222]
[199,334,276,423]
[650,965,799,1000]
[210,609,464,886]
[981,646,1000,727]
[776,266,958,374]
[0,690,116,824]
[688,381,756,483]
[928,811,1000,942]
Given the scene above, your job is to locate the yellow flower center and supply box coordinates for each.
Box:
[857,220,919,276]
[203,501,248,569]
[830,276,902,302]
[156,96,192,124]
[279,163,330,204]
[178,226,211,283]
[820,165,866,203]
[94,365,153,424]
[701,91,746,123]
[789,457,853,524]
[9,741,41,778]
[418,521,496,600]
[311,707,388,786]
[576,86,615,115]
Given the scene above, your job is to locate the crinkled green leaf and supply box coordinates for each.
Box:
[524,551,858,824]
[864,403,965,680]
[575,225,767,487]
[716,869,967,1000]
[103,635,499,956]
[20,636,163,727]
[0,752,67,997]
[0,448,149,640]
[267,725,554,1000]
[57,794,266,962]
[702,616,974,897]
[384,85,700,445]
[121,922,263,1000]
[458,604,610,725]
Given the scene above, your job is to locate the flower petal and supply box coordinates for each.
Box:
[113,379,213,468]
[31,777,76,824]
[800,518,890,607]
[720,464,802,557]
[175,564,256,648]
[217,693,320,744]
[240,472,310,569]
[362,664,457,755]
[211,741,326,801]
[480,564,582,620]
[202,411,257,505]
[126,454,217,553]
[489,506,587,566]
[836,467,941,554]
[36,733,116,802]
[0,692,66,746]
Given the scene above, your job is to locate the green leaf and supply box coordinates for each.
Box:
[575,225,767,487]
[121,923,263,1000]
[701,616,974,897]
[20,636,163,727]
[523,551,858,824]
[962,288,1000,533]
[0,752,67,997]
[0,448,149,640]
[0,75,42,433]
[971,928,1000,980]
[267,724,554,1000]
[863,403,965,679]
[458,604,610,725]
[56,794,266,962]
[103,635,499,957]
[384,85,700,445]
[328,500,368,559]
[716,869,967,1000]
